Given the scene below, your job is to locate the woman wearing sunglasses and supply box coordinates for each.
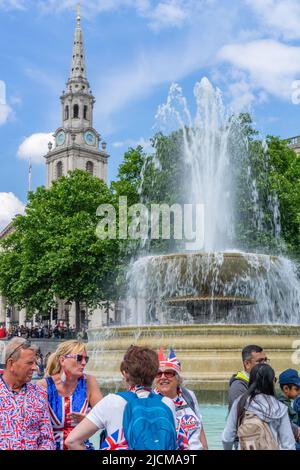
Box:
[154,348,208,450]
[37,340,102,450]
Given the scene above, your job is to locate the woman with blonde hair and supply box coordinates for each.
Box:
[37,340,102,450]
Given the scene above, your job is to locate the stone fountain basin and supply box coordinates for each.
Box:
[86,324,300,391]
[142,251,277,299]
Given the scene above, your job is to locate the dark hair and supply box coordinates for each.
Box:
[120,345,159,387]
[279,383,297,391]
[242,345,263,362]
[236,363,276,425]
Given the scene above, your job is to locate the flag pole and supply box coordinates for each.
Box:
[28,156,32,193]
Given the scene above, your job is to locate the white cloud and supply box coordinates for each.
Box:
[8,0,193,31]
[227,80,256,112]
[219,39,300,102]
[247,0,300,40]
[0,103,13,125]
[0,0,26,9]
[0,80,13,125]
[142,1,188,31]
[0,192,25,232]
[10,96,22,106]
[113,136,153,152]
[17,133,54,164]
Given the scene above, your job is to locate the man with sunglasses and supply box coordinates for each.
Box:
[276,369,300,448]
[0,337,55,450]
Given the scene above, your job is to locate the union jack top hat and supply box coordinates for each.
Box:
[158,347,182,375]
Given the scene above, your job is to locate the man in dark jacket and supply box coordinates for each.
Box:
[228,344,268,410]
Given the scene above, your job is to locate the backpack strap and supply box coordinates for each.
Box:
[181,388,199,417]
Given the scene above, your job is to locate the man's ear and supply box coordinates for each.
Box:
[122,370,129,382]
[5,359,13,371]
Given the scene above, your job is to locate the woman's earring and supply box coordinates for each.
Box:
[60,369,67,384]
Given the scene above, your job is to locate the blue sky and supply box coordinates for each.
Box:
[1,0,300,230]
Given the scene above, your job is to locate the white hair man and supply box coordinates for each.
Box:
[0,337,55,450]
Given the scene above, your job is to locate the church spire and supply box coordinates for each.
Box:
[67,3,89,89]
[45,5,109,188]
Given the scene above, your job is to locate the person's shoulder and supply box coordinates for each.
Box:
[229,376,248,391]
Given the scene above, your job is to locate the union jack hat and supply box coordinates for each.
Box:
[158,347,182,375]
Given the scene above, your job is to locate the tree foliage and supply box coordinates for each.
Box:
[0,170,120,318]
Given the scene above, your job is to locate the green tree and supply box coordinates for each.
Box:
[0,170,120,328]
[267,136,300,256]
[111,135,187,256]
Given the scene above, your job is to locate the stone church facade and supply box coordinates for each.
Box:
[0,13,119,331]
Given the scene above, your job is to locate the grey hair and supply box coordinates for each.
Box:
[5,337,38,363]
[176,372,183,385]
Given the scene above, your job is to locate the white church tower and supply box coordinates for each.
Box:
[45,9,108,186]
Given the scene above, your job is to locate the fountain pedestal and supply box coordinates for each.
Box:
[87,324,300,391]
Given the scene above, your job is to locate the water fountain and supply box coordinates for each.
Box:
[87,78,300,393]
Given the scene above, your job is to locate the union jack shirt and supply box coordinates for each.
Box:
[0,375,55,450]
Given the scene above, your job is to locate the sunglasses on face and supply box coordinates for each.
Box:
[156,370,176,379]
[64,354,89,364]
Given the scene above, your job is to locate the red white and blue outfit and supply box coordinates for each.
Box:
[0,374,55,450]
[171,387,203,449]
[46,375,93,450]
[156,348,203,450]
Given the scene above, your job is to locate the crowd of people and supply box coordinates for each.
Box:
[0,338,300,451]
[4,324,87,340]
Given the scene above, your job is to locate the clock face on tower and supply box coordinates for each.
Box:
[84,131,96,146]
[56,131,65,146]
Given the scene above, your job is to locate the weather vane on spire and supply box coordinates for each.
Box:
[76,3,81,25]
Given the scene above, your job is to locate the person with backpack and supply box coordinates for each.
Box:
[65,345,187,450]
[154,347,208,450]
[222,363,295,450]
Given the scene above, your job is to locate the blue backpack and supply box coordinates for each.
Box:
[117,391,177,450]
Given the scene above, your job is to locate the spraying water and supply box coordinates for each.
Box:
[156,79,235,251]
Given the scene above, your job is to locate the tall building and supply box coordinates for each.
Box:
[44,11,109,187]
